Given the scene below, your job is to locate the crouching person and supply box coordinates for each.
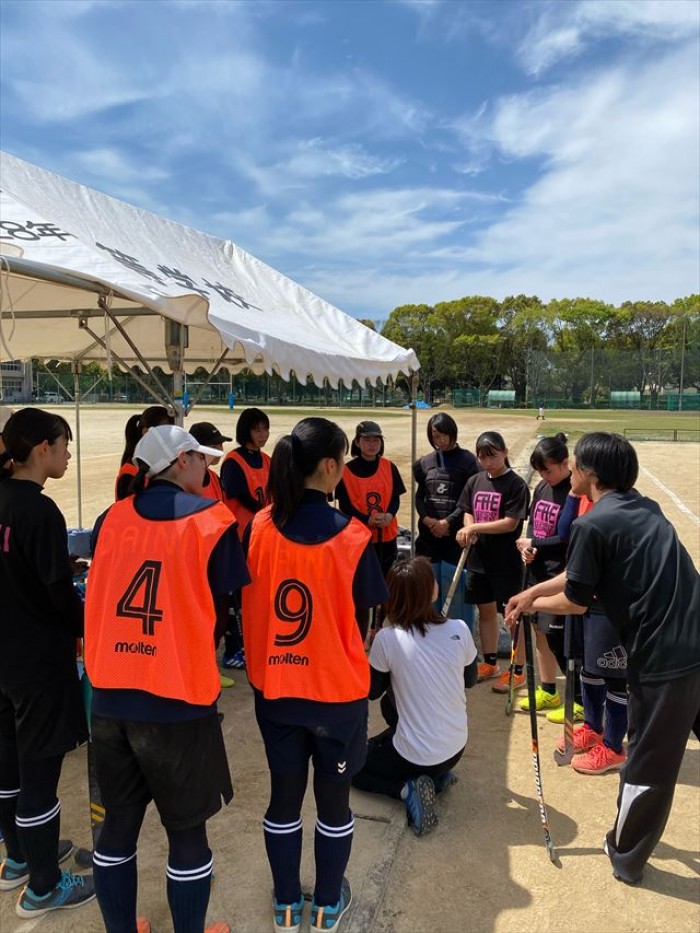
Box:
[352,557,478,836]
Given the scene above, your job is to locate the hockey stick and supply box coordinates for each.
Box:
[554,649,576,766]
[505,562,530,716]
[441,544,470,618]
[523,611,556,862]
[505,616,522,717]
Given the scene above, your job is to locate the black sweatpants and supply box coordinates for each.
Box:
[351,730,464,799]
[605,669,700,884]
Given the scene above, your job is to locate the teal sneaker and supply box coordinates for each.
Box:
[311,877,352,932]
[273,894,304,932]
[15,870,95,918]
[1,839,74,891]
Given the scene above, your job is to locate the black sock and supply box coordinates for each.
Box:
[15,801,61,896]
[541,682,557,695]
[0,789,23,863]
[93,849,138,933]
[313,813,354,907]
[166,854,213,933]
[263,816,303,904]
[484,653,498,666]
[514,664,524,675]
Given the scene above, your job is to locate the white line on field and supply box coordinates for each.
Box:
[639,465,700,526]
[14,919,44,933]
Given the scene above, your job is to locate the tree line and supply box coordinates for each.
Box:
[367,295,699,405]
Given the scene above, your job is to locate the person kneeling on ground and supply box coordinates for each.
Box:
[352,557,478,836]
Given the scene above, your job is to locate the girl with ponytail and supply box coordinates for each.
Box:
[242,417,387,932]
[114,405,174,500]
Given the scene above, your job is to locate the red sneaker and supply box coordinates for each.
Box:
[555,723,603,755]
[573,744,626,775]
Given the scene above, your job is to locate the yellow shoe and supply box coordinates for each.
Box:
[520,686,561,711]
[546,702,584,724]
[219,673,235,688]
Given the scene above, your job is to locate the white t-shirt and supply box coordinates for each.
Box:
[369,618,478,766]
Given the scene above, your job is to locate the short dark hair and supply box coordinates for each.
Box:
[386,557,441,637]
[236,407,270,446]
[574,432,638,492]
[427,413,458,448]
[530,433,569,471]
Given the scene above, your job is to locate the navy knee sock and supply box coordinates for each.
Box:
[604,690,628,753]
[313,812,354,907]
[263,816,303,904]
[93,849,138,933]
[166,852,213,933]
[581,673,606,733]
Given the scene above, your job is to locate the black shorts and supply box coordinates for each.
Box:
[534,611,565,635]
[255,697,368,783]
[91,712,233,831]
[465,570,521,613]
[0,675,88,761]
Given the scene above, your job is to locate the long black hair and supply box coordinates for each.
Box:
[530,433,569,471]
[269,417,347,527]
[120,406,173,466]
[1,408,72,480]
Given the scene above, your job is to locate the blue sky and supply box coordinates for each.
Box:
[1,0,698,324]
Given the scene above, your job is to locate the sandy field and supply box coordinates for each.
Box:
[1,405,698,933]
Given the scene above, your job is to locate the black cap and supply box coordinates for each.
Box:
[189,421,232,446]
[356,420,383,438]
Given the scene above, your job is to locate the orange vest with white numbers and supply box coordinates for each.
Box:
[223,449,271,533]
[85,497,235,705]
[242,507,371,702]
[340,458,398,543]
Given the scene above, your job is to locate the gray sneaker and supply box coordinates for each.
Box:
[16,870,95,918]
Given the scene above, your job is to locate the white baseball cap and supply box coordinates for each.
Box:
[134,424,223,478]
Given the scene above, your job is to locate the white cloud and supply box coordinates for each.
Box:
[519,0,700,75]
[73,148,169,184]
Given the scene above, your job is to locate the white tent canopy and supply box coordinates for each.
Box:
[0,151,419,387]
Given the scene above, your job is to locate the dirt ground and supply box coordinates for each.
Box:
[1,405,698,933]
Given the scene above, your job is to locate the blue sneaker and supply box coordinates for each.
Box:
[273,894,304,932]
[223,649,246,670]
[434,771,458,795]
[1,839,74,891]
[311,877,351,932]
[15,870,95,917]
[404,775,437,837]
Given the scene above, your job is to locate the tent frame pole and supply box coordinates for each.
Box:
[410,372,419,557]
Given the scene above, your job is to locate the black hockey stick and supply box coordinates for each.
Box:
[554,652,576,766]
[505,562,530,716]
[505,616,522,717]
[441,544,470,618]
[523,611,556,862]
